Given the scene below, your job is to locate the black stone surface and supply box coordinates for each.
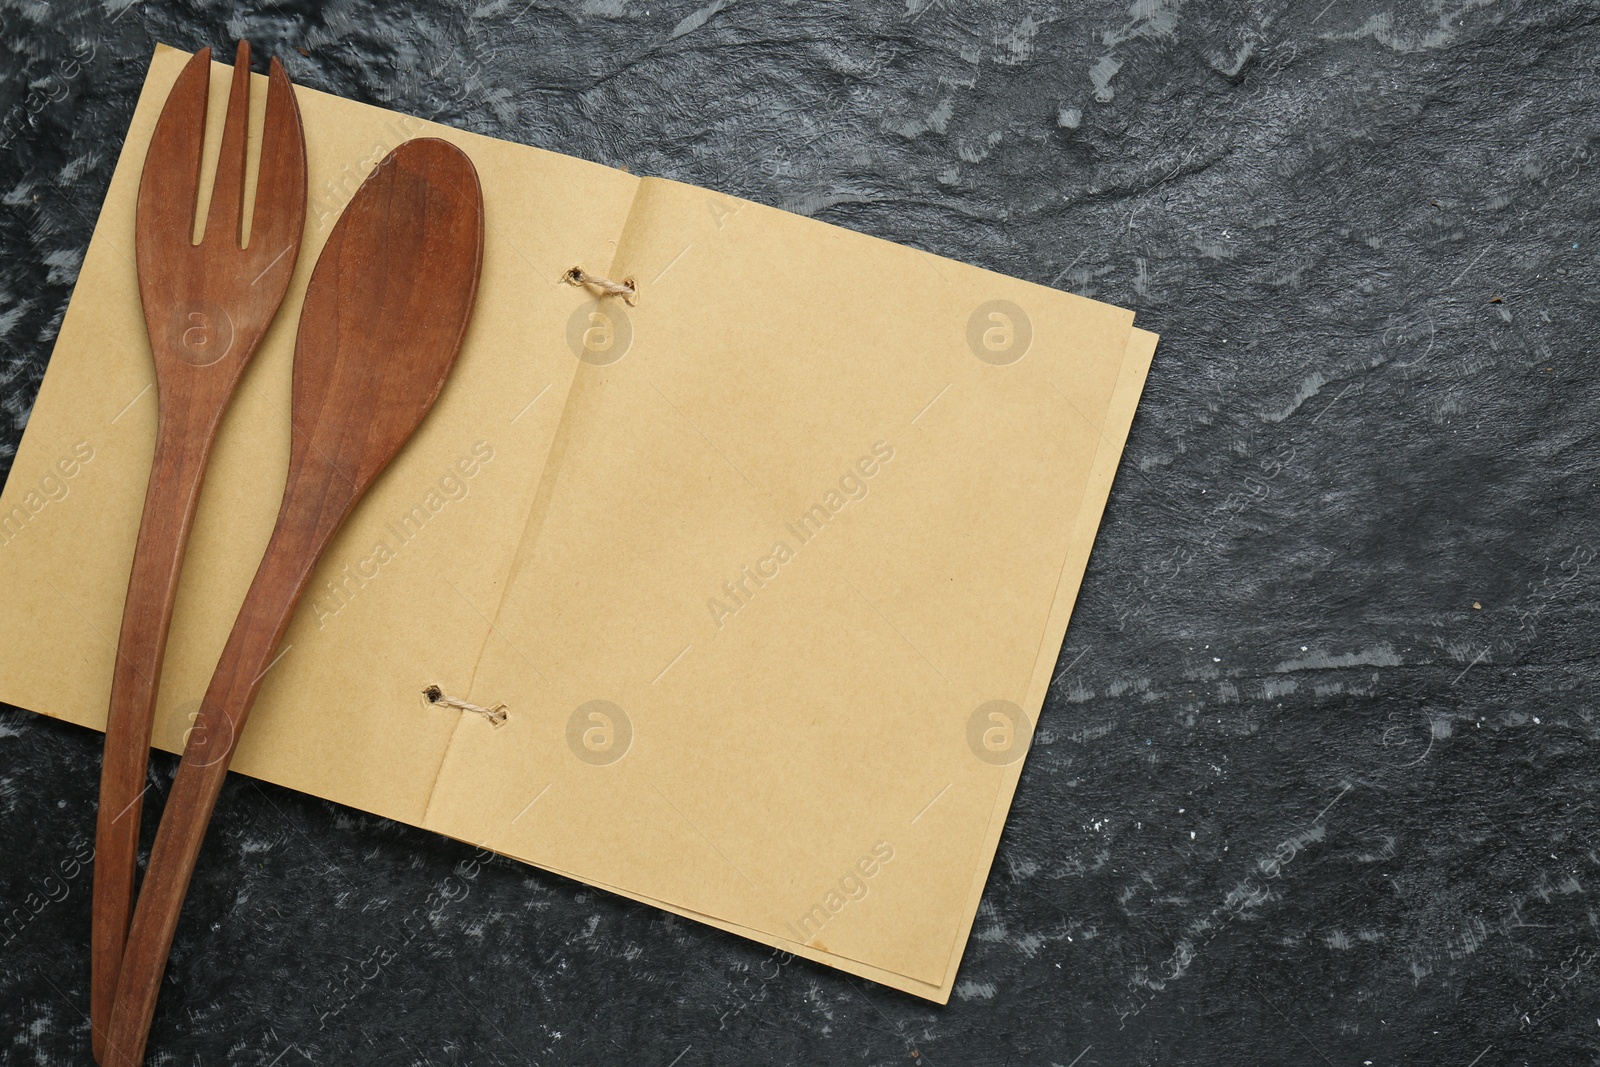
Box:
[3,1,1599,1063]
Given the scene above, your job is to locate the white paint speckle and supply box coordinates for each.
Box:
[1274,642,1402,673]
[955,979,997,1001]
[1088,55,1122,102]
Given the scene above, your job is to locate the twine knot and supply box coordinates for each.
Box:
[423,685,507,727]
[563,266,637,306]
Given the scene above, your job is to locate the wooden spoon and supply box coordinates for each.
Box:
[101,137,484,1067]
[92,44,306,1060]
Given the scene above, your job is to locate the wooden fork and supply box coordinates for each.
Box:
[91,43,306,1062]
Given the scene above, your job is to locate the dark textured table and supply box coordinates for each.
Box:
[3,2,1598,1063]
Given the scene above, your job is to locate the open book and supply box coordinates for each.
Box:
[0,45,1157,1001]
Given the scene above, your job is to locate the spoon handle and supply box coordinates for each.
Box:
[101,487,334,1067]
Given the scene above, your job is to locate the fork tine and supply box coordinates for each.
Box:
[202,41,252,247]
[135,47,211,249]
[246,55,307,264]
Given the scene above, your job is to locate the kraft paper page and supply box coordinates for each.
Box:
[543,322,1153,1001]
[0,45,1158,1004]
[422,172,1137,991]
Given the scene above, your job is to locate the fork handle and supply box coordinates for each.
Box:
[91,396,228,1061]
[102,506,322,1067]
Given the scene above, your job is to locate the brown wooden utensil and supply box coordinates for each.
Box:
[102,136,485,1067]
[92,42,306,1061]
